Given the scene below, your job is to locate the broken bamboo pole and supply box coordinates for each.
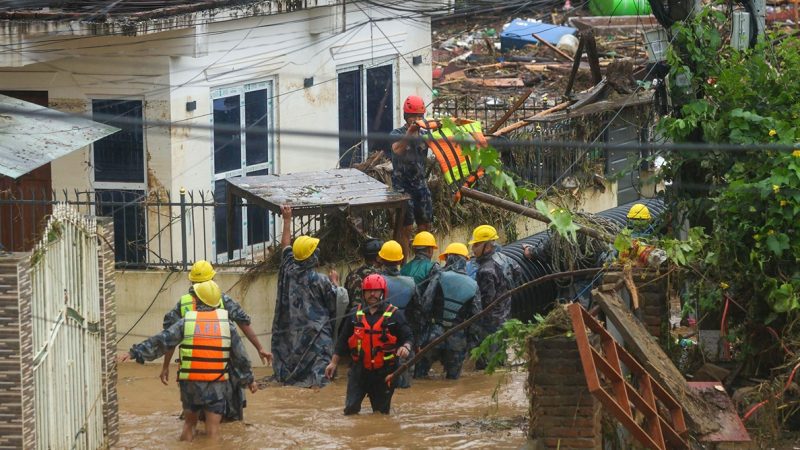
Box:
[386,267,605,385]
[491,101,571,136]
[531,32,574,62]
[487,89,534,134]
[459,187,615,243]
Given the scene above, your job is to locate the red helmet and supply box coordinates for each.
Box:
[362,273,388,298]
[403,95,426,114]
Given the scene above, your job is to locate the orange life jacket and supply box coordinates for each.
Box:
[179,310,231,382]
[348,304,398,370]
[416,119,487,202]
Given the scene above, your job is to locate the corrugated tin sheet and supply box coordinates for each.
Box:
[0,94,118,179]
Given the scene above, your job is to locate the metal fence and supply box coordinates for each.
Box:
[0,188,323,269]
[431,95,547,130]
[30,204,105,449]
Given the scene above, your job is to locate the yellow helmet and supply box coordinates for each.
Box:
[188,260,216,282]
[411,231,438,249]
[193,280,222,308]
[439,242,469,261]
[468,224,499,245]
[627,204,652,221]
[292,235,320,261]
[378,240,404,262]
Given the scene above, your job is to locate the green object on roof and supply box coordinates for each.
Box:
[589,0,652,16]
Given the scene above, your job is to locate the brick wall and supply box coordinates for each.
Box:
[528,335,602,449]
[0,253,35,449]
[601,272,668,339]
[97,217,118,447]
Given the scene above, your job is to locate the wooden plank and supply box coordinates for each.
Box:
[466,78,524,88]
[595,290,721,436]
[531,32,574,61]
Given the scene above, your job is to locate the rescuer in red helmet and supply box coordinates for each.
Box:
[390,95,433,261]
[325,274,414,415]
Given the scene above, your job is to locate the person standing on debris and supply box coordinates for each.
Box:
[391,95,433,261]
[470,224,522,369]
[271,205,342,387]
[401,231,440,293]
[378,239,421,388]
[325,274,414,415]
[160,259,271,421]
[119,280,257,442]
[414,243,481,380]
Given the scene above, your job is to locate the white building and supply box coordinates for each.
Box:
[0,0,436,265]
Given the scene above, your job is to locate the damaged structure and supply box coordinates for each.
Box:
[0,0,436,263]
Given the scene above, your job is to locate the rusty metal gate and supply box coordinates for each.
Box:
[30,204,105,449]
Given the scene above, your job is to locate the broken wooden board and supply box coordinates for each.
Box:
[594,290,722,436]
[466,78,524,88]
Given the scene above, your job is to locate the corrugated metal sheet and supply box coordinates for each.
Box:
[0,94,118,179]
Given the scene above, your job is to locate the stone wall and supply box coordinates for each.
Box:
[528,335,602,450]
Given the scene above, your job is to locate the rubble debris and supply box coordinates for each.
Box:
[568,302,690,450]
[500,18,577,51]
[594,290,723,436]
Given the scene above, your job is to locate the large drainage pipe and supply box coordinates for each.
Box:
[499,198,666,320]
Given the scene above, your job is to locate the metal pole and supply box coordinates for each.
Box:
[179,187,188,271]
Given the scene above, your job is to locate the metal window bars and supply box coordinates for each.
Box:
[567,302,689,450]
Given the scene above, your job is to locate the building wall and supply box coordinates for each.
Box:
[0,2,432,263]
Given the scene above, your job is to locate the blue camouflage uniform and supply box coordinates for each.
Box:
[390,125,433,226]
[163,288,252,420]
[130,302,254,415]
[271,247,337,388]
[414,255,482,379]
[475,245,521,334]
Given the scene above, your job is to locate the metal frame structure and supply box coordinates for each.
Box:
[568,303,689,450]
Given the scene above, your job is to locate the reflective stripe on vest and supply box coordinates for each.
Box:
[347,304,398,370]
[400,258,434,285]
[416,119,487,186]
[179,309,231,382]
[438,271,478,326]
[179,294,196,317]
[384,275,416,311]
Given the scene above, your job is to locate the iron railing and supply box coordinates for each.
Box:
[0,188,323,269]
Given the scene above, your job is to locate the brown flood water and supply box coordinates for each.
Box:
[115,364,529,449]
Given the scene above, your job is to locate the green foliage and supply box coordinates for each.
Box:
[658,12,800,325]
[535,201,580,243]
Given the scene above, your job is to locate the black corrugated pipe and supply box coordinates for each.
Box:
[499,198,666,320]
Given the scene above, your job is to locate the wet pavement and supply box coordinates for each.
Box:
[115,364,528,449]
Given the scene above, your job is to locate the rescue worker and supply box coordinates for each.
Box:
[271,205,342,388]
[390,95,433,261]
[325,274,414,415]
[400,231,440,293]
[470,224,522,369]
[160,259,271,421]
[378,240,420,388]
[343,238,383,314]
[119,280,257,442]
[414,243,481,379]
[626,203,654,237]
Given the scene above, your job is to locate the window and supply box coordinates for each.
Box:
[91,99,147,264]
[211,81,274,258]
[337,62,395,167]
[92,100,145,183]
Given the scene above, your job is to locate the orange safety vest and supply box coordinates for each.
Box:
[179,310,231,382]
[416,118,487,202]
[348,304,399,370]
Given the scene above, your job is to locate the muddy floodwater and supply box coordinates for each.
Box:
[115,364,529,449]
